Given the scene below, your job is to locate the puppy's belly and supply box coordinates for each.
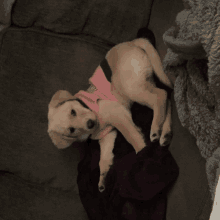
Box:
[111,71,154,107]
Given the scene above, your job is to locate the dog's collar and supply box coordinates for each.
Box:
[74,98,90,109]
[56,98,90,109]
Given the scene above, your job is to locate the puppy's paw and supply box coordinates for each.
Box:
[150,126,172,146]
[159,131,173,147]
[98,173,107,192]
[98,158,113,192]
[150,129,161,143]
[159,99,172,146]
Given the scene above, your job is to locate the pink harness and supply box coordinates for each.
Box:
[73,62,118,140]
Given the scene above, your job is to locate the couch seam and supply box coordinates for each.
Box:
[0,26,114,72]
[9,26,115,49]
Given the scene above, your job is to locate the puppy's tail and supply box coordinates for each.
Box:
[133,38,173,89]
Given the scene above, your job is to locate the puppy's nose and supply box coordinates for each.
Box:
[87,119,95,129]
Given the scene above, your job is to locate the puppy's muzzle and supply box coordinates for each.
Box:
[87,119,95,129]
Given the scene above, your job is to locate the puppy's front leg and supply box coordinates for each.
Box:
[98,130,117,192]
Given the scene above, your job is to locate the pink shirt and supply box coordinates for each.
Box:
[73,64,118,140]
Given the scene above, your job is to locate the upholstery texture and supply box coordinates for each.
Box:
[11,0,153,44]
[0,27,110,189]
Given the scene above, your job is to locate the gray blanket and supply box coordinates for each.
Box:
[163,0,220,201]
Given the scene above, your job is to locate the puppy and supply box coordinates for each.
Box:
[48,38,173,192]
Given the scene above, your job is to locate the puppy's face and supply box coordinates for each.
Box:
[50,100,98,140]
[48,91,99,149]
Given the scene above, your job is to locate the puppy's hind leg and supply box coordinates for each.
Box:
[133,38,173,89]
[130,86,168,144]
[98,130,117,192]
[159,99,172,146]
[150,88,168,143]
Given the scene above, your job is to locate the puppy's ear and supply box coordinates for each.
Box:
[48,130,75,149]
[49,90,74,109]
[48,90,77,149]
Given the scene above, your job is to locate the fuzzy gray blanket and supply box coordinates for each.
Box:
[163,0,220,201]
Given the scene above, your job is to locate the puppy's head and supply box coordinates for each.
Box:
[48,90,98,149]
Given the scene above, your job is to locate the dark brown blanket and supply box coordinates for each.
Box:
[77,101,179,220]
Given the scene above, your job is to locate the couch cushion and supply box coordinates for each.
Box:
[11,0,153,45]
[166,94,213,220]
[0,171,89,220]
[0,27,111,190]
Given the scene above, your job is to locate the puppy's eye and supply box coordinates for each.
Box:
[71,109,76,116]
[69,127,75,134]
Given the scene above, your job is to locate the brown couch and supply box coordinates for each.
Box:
[0,0,213,219]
